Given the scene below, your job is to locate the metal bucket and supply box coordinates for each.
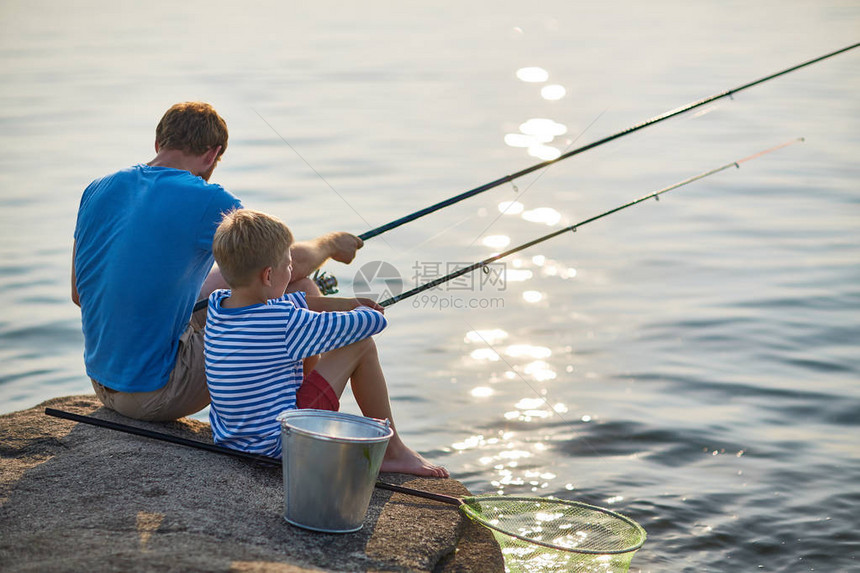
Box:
[277,409,393,533]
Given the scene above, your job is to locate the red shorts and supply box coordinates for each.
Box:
[296,370,340,411]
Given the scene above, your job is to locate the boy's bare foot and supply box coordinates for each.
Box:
[381,442,449,478]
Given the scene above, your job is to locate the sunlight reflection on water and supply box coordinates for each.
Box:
[505,65,570,162]
[527,144,561,160]
[521,207,562,225]
[464,329,509,345]
[523,360,557,381]
[504,344,552,359]
[498,200,525,215]
[541,84,567,100]
[522,290,544,303]
[481,234,511,249]
[503,269,533,282]
[515,66,549,82]
[503,133,553,147]
[470,386,495,398]
[519,118,567,137]
[470,348,501,361]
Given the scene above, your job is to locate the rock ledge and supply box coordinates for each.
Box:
[0,395,504,572]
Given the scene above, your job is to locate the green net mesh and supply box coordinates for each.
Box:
[459,496,646,573]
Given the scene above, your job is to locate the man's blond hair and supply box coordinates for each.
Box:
[213,209,293,287]
[155,102,228,158]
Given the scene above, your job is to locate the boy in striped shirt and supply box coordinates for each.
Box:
[205,209,447,477]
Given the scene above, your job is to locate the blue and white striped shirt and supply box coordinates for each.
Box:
[204,289,387,458]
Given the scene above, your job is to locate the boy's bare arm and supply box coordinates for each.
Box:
[305,296,384,314]
[290,232,363,280]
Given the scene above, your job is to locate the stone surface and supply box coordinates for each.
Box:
[0,395,504,572]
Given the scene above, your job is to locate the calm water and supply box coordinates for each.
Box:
[1,1,858,571]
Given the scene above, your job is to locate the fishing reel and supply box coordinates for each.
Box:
[312,269,339,295]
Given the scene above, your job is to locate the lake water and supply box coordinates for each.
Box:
[1,1,858,571]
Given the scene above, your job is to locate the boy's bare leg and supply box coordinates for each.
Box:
[314,338,448,478]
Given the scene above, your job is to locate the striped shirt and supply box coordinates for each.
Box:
[204,289,387,458]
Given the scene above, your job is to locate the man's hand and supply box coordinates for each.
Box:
[290,232,364,281]
[327,232,364,264]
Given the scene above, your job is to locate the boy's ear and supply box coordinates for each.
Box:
[261,266,273,286]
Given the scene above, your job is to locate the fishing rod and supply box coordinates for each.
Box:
[378,138,804,308]
[358,42,857,242]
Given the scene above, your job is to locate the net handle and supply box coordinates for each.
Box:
[375,480,464,506]
[380,484,648,555]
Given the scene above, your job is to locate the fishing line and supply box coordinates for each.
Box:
[378,138,805,308]
[253,109,382,245]
[400,212,478,255]
[358,43,857,241]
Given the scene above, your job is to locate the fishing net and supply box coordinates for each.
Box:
[459,496,646,573]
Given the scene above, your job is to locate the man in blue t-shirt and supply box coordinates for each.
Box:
[72,102,363,421]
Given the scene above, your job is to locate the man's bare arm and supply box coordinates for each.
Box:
[289,232,363,281]
[71,241,80,307]
[305,296,384,313]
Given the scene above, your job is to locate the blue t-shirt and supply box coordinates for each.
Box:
[74,165,242,392]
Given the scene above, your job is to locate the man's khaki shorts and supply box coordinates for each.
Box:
[91,322,210,422]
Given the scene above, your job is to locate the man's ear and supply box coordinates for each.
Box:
[203,145,222,169]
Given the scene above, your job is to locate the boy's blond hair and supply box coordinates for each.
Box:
[213,209,293,287]
[155,102,228,159]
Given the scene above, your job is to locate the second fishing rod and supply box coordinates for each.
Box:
[377,138,804,308]
[191,139,801,314]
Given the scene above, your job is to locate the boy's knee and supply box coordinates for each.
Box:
[348,336,378,359]
[287,277,320,297]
